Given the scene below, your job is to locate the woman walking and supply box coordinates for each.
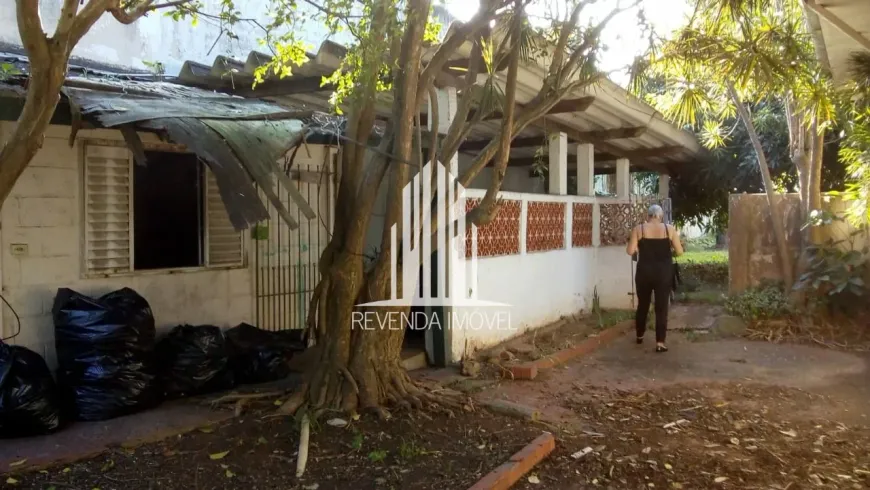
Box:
[625,204,683,352]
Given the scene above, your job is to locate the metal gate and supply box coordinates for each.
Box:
[252,146,336,331]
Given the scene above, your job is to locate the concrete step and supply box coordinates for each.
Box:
[401,349,428,371]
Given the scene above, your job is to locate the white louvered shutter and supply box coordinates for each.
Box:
[83,144,133,275]
[204,168,244,266]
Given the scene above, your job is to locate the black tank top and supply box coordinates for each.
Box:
[638,223,673,265]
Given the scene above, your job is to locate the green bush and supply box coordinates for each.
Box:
[678,250,729,289]
[724,284,790,322]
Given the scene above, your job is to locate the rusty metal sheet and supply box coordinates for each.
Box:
[142,117,270,231]
[201,119,317,219]
[65,88,286,126]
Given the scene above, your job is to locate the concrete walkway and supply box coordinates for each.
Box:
[475,305,870,427]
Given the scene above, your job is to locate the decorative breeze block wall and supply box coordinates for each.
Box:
[572,203,593,247]
[599,203,636,246]
[464,198,521,257]
[526,202,566,253]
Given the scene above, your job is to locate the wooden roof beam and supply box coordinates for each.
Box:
[469,96,595,122]
[458,125,648,152]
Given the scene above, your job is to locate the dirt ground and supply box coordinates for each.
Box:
[5,405,545,490]
[477,304,870,489]
[5,305,870,489]
[515,382,870,489]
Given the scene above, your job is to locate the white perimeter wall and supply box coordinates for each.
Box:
[0,123,253,367]
[447,191,633,362]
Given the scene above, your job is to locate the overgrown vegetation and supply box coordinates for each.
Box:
[673,235,728,304]
[634,0,833,290]
[794,210,869,313]
[725,283,790,323]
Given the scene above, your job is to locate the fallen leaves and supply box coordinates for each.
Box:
[556,384,870,490]
[8,459,27,468]
[209,451,230,460]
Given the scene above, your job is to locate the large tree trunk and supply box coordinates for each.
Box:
[728,83,794,288]
[0,52,68,207]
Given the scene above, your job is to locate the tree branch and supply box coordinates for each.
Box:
[466,3,521,226]
[438,40,484,163]
[54,0,82,41]
[415,0,504,108]
[16,0,50,64]
[109,0,192,25]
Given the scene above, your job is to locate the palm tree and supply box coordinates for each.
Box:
[633,0,834,289]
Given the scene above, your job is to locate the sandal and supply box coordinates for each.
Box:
[655,345,668,353]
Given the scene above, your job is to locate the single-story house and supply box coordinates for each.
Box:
[0,33,702,369]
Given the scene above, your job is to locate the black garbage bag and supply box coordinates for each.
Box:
[156,325,235,398]
[225,324,306,385]
[0,343,63,438]
[52,288,161,421]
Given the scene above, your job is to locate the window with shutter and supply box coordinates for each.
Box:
[82,141,245,276]
[204,168,244,266]
[83,144,133,275]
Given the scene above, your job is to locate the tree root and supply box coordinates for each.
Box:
[206,391,285,410]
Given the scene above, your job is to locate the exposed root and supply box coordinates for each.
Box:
[340,366,360,395]
[277,383,309,415]
[207,391,285,409]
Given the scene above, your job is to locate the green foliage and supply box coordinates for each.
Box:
[794,210,869,310]
[0,62,20,81]
[368,449,388,463]
[838,54,870,225]
[633,0,843,233]
[398,439,424,460]
[725,283,790,322]
[598,309,635,328]
[351,430,364,451]
[591,286,602,328]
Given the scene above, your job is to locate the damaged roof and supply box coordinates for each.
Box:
[0,51,341,231]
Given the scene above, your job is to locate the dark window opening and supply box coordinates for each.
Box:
[133,151,203,270]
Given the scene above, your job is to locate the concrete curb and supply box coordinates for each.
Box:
[509,320,633,380]
[467,432,556,490]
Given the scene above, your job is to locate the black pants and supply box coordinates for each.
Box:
[635,262,672,343]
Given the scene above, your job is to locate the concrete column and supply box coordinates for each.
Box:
[425,87,458,367]
[576,143,594,196]
[548,132,568,195]
[658,173,670,199]
[427,87,458,175]
[615,158,630,200]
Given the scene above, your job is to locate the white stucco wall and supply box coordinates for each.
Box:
[447,190,633,362]
[0,0,338,74]
[0,123,253,367]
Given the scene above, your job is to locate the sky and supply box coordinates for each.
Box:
[443,0,691,86]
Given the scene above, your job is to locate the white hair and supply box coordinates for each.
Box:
[648,204,664,219]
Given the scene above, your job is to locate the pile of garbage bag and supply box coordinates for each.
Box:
[1,285,310,440]
[52,288,161,421]
[225,323,306,385]
[156,324,235,398]
[0,342,63,438]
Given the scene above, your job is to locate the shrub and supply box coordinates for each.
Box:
[725,284,790,323]
[794,210,869,313]
[679,250,729,289]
